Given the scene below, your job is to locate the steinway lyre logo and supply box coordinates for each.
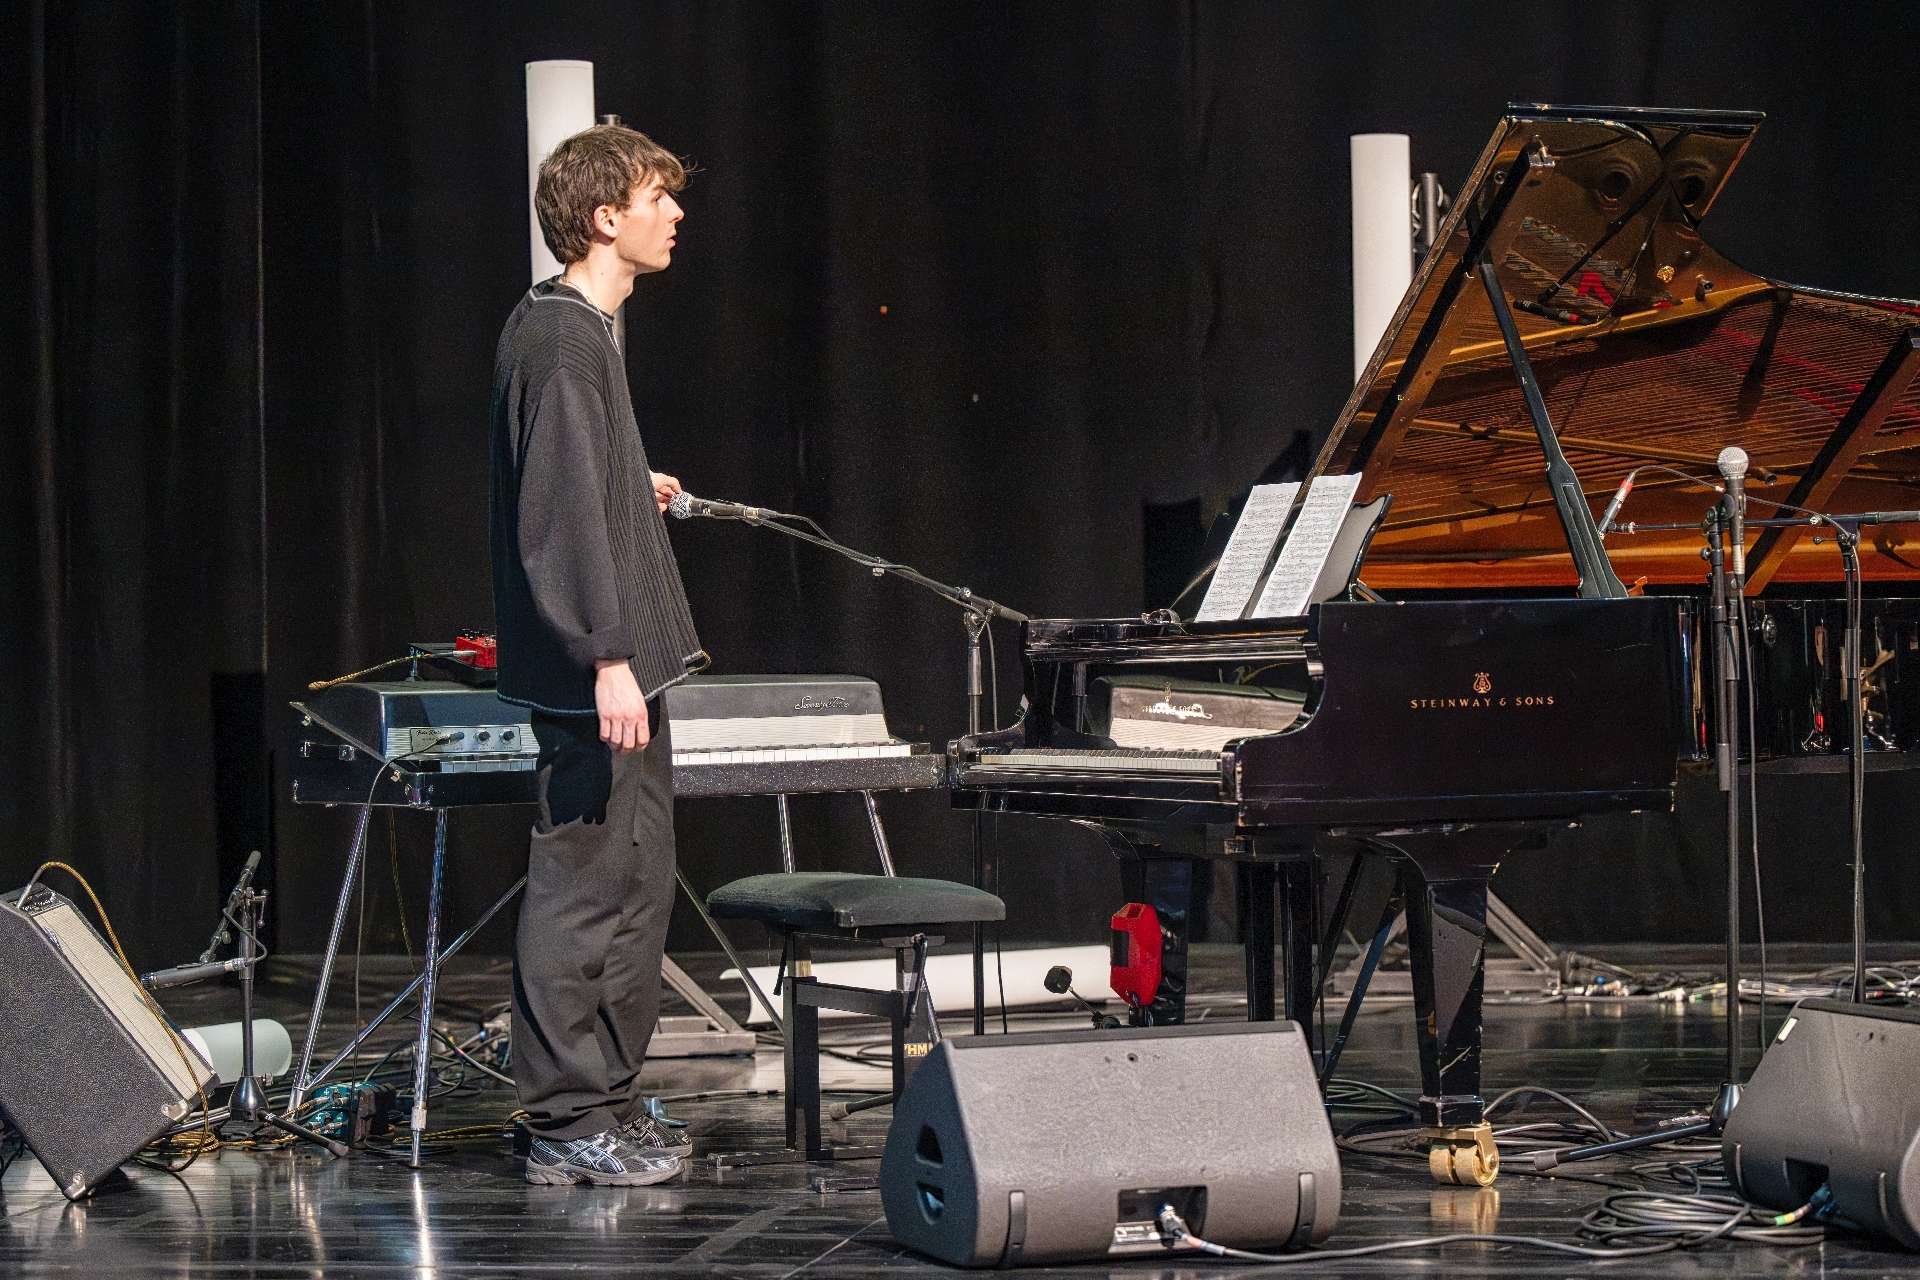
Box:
[1408,667,1555,711]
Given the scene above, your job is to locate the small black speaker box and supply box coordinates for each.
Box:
[0,887,214,1198]
[1724,998,1920,1247]
[880,1021,1338,1266]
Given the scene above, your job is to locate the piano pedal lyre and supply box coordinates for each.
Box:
[1421,1123,1499,1186]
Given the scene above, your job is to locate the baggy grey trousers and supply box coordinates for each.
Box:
[513,699,675,1140]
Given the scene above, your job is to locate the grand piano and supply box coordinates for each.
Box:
[951,103,1920,1186]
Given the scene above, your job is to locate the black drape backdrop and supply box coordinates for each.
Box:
[8,0,263,963]
[9,2,1920,968]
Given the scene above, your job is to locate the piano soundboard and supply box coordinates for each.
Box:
[289,674,942,807]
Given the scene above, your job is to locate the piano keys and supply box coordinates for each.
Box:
[289,673,942,807]
[664,674,945,797]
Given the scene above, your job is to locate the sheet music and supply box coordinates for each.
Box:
[1253,472,1363,618]
[1194,483,1300,622]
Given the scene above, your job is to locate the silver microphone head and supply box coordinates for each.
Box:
[666,490,693,519]
[1716,446,1749,480]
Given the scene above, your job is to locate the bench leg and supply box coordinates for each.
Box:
[710,930,935,1169]
[784,936,825,1158]
[892,947,909,1100]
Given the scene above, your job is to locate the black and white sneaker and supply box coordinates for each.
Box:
[524,1130,682,1186]
[620,1114,694,1159]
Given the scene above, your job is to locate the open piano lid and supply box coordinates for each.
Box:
[1321,104,1920,592]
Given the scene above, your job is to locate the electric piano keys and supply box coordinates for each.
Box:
[289,673,942,807]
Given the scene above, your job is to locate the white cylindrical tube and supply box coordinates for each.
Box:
[722,946,1113,1027]
[181,1020,293,1086]
[1350,133,1412,383]
[526,60,597,284]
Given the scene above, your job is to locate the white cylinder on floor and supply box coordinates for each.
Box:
[181,1019,292,1085]
[526,60,597,284]
[722,945,1113,1027]
[1350,132,1412,383]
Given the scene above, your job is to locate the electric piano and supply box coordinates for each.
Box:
[290,673,944,806]
[953,103,1920,1186]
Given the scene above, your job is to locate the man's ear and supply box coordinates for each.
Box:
[590,202,620,241]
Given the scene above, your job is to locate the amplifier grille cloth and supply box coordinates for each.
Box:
[34,901,209,1098]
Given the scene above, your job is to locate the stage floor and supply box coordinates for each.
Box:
[3,944,1915,1277]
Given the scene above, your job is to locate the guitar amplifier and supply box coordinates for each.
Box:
[0,886,215,1198]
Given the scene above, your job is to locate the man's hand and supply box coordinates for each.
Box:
[594,657,651,751]
[650,470,682,514]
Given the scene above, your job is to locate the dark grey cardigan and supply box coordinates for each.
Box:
[489,279,704,715]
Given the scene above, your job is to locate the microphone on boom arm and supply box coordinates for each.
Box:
[666,491,770,522]
[141,956,250,990]
[1717,445,1749,581]
[1595,468,1638,539]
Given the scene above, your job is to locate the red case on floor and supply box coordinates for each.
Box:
[1109,902,1162,1007]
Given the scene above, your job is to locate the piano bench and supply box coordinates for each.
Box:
[706,871,1005,935]
[705,873,1005,1165]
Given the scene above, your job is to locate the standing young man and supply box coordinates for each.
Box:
[489,124,707,1186]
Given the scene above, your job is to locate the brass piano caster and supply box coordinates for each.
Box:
[1422,1124,1499,1186]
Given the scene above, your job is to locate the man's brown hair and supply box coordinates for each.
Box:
[535,125,688,266]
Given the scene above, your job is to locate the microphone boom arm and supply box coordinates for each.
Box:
[694,505,1029,624]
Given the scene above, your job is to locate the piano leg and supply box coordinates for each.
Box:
[1280,860,1318,1035]
[1240,862,1276,1022]
[1241,860,1318,1028]
[1387,825,1535,1187]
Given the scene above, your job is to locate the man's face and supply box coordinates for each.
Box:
[608,177,683,274]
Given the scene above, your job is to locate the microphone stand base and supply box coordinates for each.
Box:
[229,1074,351,1158]
[1528,1081,1740,1173]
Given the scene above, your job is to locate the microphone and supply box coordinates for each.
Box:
[666,491,768,522]
[1045,965,1121,1030]
[141,956,250,990]
[1596,468,1638,538]
[200,850,263,963]
[1717,446,1749,577]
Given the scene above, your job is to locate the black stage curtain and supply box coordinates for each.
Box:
[6,0,263,964]
[10,3,1920,967]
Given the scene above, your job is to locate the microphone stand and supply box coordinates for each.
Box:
[1545,502,1883,1173]
[686,507,1028,1033]
[1704,504,1744,1087]
[228,885,350,1157]
[1619,510,1875,1006]
[1831,524,1867,1002]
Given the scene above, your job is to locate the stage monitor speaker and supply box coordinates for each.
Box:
[880,1021,1338,1267]
[0,886,214,1199]
[1723,997,1920,1247]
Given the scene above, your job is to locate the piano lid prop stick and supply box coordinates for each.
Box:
[1351,133,1412,383]
[526,60,596,284]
